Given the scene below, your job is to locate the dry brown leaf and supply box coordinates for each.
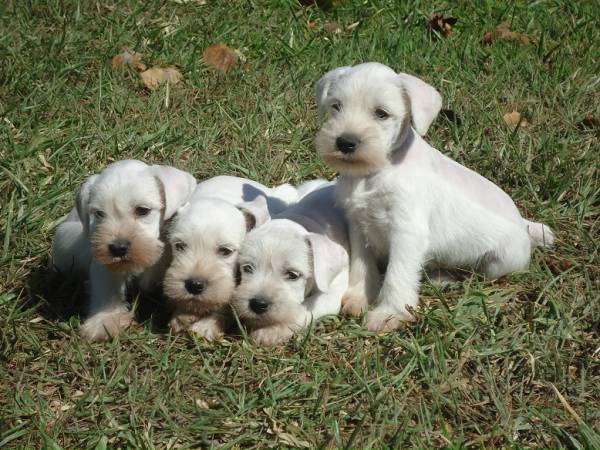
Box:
[482,21,531,45]
[203,44,239,72]
[140,66,182,90]
[112,47,146,71]
[323,21,342,33]
[503,111,530,128]
[577,115,599,130]
[429,13,457,37]
[547,258,573,276]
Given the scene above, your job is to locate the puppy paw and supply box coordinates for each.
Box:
[80,310,134,342]
[250,325,295,346]
[365,307,411,333]
[169,313,197,335]
[189,316,225,341]
[341,290,368,317]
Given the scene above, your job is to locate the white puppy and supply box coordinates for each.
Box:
[163,176,302,340]
[315,62,554,332]
[232,184,349,346]
[51,159,196,341]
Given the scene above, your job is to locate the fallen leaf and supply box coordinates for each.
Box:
[140,66,182,90]
[203,43,239,72]
[278,432,311,448]
[195,398,210,409]
[346,21,360,31]
[547,258,572,276]
[577,115,599,130]
[111,47,146,71]
[482,21,531,45]
[503,111,530,128]
[429,13,457,37]
[323,21,342,33]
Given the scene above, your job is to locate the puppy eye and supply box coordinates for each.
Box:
[331,102,341,112]
[174,241,187,252]
[135,206,151,217]
[218,246,234,257]
[285,270,301,281]
[241,264,254,275]
[375,108,390,119]
[94,210,105,220]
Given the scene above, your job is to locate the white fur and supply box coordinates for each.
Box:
[164,175,290,340]
[232,184,349,346]
[51,159,196,341]
[315,62,555,331]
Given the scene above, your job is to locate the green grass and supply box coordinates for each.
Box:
[1,0,599,448]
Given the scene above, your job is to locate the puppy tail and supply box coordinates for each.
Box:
[525,220,555,248]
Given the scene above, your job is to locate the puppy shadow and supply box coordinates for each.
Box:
[26,264,87,322]
[27,262,172,336]
[242,183,288,214]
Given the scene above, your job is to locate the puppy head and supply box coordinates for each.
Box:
[232,219,347,328]
[76,160,196,274]
[315,62,442,176]
[163,196,269,315]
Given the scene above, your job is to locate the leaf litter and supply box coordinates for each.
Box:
[482,21,532,45]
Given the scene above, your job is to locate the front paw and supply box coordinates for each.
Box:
[80,310,134,342]
[169,313,197,335]
[341,289,368,317]
[250,325,295,346]
[189,316,226,341]
[365,307,411,333]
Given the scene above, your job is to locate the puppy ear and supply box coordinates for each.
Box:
[306,233,348,292]
[75,174,99,236]
[397,73,442,136]
[237,195,270,231]
[150,165,197,220]
[315,66,351,121]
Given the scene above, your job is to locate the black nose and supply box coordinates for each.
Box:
[249,297,270,315]
[185,278,207,295]
[336,134,360,154]
[108,240,130,257]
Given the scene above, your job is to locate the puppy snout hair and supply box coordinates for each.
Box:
[51,159,196,342]
[315,62,554,332]
[163,175,299,340]
[232,184,350,346]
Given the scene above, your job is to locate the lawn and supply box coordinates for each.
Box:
[1,0,599,448]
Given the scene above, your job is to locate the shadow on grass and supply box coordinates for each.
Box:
[25,263,172,335]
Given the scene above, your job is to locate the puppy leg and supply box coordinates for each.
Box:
[189,312,230,341]
[479,222,531,279]
[367,223,428,332]
[342,222,379,317]
[80,260,133,342]
[169,309,198,335]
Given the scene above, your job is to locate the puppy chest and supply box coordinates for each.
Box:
[347,192,392,257]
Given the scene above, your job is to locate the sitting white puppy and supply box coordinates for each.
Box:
[163,176,301,340]
[51,159,197,341]
[315,62,554,332]
[232,184,349,346]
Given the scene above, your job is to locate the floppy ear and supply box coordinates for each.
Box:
[397,73,442,136]
[237,195,270,231]
[150,165,197,220]
[306,233,348,292]
[75,174,99,236]
[315,66,351,121]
